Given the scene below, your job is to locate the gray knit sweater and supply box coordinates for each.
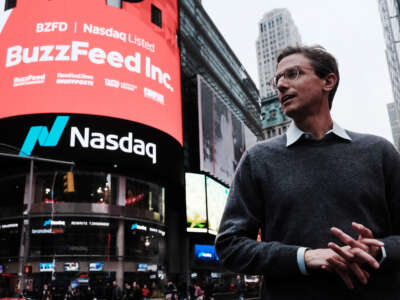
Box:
[216,131,400,299]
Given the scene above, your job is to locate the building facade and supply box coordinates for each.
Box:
[387,102,400,149]
[0,0,184,296]
[261,94,291,139]
[256,8,301,99]
[256,8,300,139]
[179,0,262,293]
[378,0,400,139]
[0,0,263,297]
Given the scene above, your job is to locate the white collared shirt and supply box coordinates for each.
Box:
[286,121,352,147]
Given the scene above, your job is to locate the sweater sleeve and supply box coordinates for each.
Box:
[215,150,302,279]
[379,142,400,271]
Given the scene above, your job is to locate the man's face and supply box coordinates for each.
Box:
[275,53,326,119]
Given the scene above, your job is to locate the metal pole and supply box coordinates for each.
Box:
[3,152,75,295]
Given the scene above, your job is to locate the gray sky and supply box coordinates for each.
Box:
[202,0,394,142]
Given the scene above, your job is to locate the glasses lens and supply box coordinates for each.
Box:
[286,67,299,80]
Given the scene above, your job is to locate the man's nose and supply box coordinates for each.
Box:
[276,77,289,92]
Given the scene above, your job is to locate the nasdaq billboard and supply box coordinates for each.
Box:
[0,0,182,144]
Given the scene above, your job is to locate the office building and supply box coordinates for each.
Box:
[256,8,301,99]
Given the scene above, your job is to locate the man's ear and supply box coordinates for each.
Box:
[323,73,337,92]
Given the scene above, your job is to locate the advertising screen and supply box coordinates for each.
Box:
[40,262,55,272]
[0,0,182,144]
[89,262,104,272]
[185,173,207,232]
[194,244,219,262]
[64,262,79,272]
[137,264,147,272]
[206,177,229,235]
[198,75,249,186]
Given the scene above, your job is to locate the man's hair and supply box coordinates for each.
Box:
[276,45,339,109]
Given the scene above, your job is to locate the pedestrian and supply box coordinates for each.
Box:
[215,45,400,299]
[141,284,149,300]
[193,283,204,300]
[64,285,74,300]
[112,281,123,300]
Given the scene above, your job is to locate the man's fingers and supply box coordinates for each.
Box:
[348,263,368,285]
[359,238,384,247]
[330,227,369,252]
[352,222,373,238]
[326,256,348,271]
[328,242,354,260]
[352,248,380,269]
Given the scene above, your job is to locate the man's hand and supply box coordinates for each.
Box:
[329,224,383,269]
[326,222,384,288]
[304,248,357,289]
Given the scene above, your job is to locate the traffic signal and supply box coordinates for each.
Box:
[24,265,32,274]
[63,171,75,193]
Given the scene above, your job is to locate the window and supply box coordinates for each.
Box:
[5,0,17,10]
[34,171,118,205]
[106,0,121,8]
[151,4,162,28]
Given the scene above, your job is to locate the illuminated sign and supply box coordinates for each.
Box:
[64,262,79,271]
[40,262,55,272]
[137,264,147,272]
[43,219,66,227]
[70,220,110,227]
[89,262,104,272]
[0,223,18,229]
[0,0,182,145]
[20,116,157,163]
[206,177,229,235]
[194,244,219,262]
[131,223,147,231]
[185,173,207,232]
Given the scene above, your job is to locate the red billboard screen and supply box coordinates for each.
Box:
[0,0,182,144]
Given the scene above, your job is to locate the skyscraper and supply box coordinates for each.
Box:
[387,102,400,150]
[256,8,301,99]
[256,8,301,139]
[378,0,400,143]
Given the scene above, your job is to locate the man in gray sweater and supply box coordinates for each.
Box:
[215,45,400,299]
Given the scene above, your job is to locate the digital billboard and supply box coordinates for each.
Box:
[185,173,207,232]
[64,262,79,272]
[194,244,219,262]
[40,262,55,272]
[0,0,182,144]
[206,176,229,235]
[198,75,255,186]
[89,262,104,272]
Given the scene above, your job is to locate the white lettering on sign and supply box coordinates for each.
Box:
[83,23,126,43]
[1,223,18,229]
[70,127,157,164]
[36,22,68,33]
[5,41,173,91]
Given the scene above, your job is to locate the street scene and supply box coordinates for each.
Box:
[0,0,399,299]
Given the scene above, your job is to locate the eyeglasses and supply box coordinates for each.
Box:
[269,65,313,88]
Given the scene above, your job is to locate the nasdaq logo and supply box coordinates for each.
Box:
[19,116,70,156]
[43,219,65,227]
[130,223,147,231]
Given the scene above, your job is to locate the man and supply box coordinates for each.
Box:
[111,281,122,300]
[215,45,400,299]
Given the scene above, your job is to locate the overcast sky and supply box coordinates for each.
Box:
[202,0,394,142]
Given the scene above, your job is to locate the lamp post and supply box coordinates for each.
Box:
[0,152,74,294]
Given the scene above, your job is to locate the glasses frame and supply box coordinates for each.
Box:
[269,65,315,89]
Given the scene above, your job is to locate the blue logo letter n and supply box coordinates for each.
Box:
[19,116,70,157]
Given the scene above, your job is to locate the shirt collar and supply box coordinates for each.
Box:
[286,121,352,147]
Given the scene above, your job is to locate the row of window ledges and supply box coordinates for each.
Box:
[2,0,162,29]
